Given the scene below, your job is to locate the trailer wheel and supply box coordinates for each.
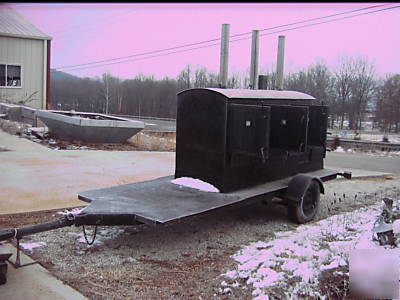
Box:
[288,180,320,224]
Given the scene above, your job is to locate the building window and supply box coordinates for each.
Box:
[0,65,5,86]
[0,64,22,87]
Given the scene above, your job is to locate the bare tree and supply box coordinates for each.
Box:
[227,72,241,88]
[206,72,219,88]
[177,65,192,89]
[49,57,385,124]
[333,57,355,129]
[100,72,112,114]
[375,74,400,132]
[349,58,375,130]
[193,66,208,88]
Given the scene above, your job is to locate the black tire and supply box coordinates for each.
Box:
[288,180,320,224]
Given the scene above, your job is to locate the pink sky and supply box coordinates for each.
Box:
[8,3,400,79]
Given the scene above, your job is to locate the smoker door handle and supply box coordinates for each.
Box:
[260,147,267,163]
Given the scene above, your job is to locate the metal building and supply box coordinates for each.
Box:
[0,4,51,109]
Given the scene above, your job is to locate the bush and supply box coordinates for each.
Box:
[353,131,361,140]
[382,135,389,143]
[333,135,341,149]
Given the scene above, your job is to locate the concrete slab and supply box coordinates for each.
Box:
[324,166,391,178]
[325,151,400,175]
[0,243,87,300]
[0,130,175,214]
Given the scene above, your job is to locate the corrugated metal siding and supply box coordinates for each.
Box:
[0,36,44,109]
[0,5,51,40]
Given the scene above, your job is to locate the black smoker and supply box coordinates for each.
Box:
[175,88,327,192]
[1,87,350,285]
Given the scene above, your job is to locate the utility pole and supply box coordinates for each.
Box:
[249,30,259,89]
[276,35,285,90]
[219,24,230,88]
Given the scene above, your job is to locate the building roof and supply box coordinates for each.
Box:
[180,88,316,100]
[0,4,52,40]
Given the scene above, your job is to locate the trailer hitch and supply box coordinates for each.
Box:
[0,214,77,268]
[337,171,352,179]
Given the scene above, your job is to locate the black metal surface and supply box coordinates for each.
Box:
[0,217,75,242]
[78,176,241,225]
[229,104,270,161]
[175,88,328,192]
[77,169,338,226]
[0,261,7,285]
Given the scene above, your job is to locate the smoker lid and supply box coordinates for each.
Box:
[178,88,316,100]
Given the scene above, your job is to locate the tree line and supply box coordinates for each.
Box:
[50,56,400,132]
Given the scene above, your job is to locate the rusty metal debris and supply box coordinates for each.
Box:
[372,198,400,246]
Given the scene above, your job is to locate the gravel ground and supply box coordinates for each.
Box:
[4,175,400,299]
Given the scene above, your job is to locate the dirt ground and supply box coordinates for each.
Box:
[2,176,399,299]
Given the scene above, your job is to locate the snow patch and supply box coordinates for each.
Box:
[254,295,269,300]
[56,207,86,216]
[20,242,46,251]
[171,177,220,193]
[223,270,237,279]
[220,202,386,298]
[393,219,400,234]
[334,146,345,152]
[76,227,125,246]
[320,261,339,271]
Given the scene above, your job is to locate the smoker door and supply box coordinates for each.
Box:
[269,105,309,152]
[229,103,270,164]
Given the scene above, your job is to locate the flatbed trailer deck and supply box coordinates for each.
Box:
[75,169,339,226]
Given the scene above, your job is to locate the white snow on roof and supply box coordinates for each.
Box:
[180,88,316,100]
[0,4,52,40]
[171,177,220,193]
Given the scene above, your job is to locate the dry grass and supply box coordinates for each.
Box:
[127,131,175,152]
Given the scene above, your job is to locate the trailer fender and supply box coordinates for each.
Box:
[285,174,324,205]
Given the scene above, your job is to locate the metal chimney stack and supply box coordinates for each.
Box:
[219,24,230,88]
[249,30,259,89]
[276,35,285,90]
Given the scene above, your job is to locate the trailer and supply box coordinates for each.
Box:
[0,88,350,282]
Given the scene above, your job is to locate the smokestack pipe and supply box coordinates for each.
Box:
[219,24,230,88]
[249,30,259,90]
[276,35,285,90]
